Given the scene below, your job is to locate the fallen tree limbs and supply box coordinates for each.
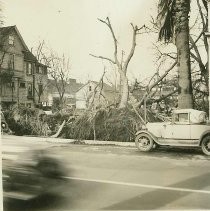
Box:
[137,60,178,108]
[51,120,66,138]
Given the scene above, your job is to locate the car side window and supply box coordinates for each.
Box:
[174,113,189,123]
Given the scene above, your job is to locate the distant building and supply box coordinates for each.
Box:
[0,25,48,109]
[75,80,119,109]
[47,78,83,108]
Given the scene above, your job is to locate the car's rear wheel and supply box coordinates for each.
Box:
[135,133,154,152]
[201,135,210,156]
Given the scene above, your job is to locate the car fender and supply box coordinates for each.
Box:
[199,130,210,146]
[135,130,158,142]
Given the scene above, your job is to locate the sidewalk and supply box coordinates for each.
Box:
[2,135,135,147]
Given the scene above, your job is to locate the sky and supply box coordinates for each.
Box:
[2,0,161,84]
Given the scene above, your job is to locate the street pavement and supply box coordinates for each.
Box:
[2,135,210,210]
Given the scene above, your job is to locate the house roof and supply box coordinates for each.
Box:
[23,50,37,62]
[0,26,15,46]
[0,25,14,34]
[76,80,117,93]
[0,25,29,51]
[38,62,48,67]
[0,25,47,65]
[91,81,115,92]
[47,79,84,94]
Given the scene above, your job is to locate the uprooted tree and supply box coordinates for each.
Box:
[90,17,146,108]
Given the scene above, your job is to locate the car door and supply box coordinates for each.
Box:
[172,112,191,142]
[161,123,173,139]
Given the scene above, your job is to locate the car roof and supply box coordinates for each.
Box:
[173,109,206,114]
[173,109,207,123]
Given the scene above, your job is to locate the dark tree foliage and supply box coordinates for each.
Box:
[157,0,175,42]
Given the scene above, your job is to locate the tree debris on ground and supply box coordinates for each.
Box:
[61,106,162,142]
[4,105,50,136]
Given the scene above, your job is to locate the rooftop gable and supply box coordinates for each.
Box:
[0,25,29,51]
[0,25,41,63]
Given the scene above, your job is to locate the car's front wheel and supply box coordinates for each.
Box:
[201,135,210,156]
[135,133,154,152]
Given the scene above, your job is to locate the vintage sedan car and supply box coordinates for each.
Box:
[2,138,67,200]
[135,109,210,155]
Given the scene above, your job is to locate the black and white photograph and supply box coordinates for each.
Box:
[0,0,210,210]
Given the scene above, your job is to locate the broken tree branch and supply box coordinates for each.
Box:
[137,60,178,107]
[89,53,115,64]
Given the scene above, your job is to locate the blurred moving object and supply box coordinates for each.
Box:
[3,146,67,201]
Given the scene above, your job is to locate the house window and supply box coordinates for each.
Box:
[26,62,32,75]
[89,86,92,91]
[7,82,15,89]
[43,67,47,75]
[39,84,43,95]
[28,83,33,96]
[8,54,15,70]
[42,102,47,106]
[8,35,14,45]
[38,66,43,74]
[19,82,26,88]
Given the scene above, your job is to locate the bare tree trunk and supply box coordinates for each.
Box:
[90,18,145,109]
[119,73,129,108]
[175,0,193,108]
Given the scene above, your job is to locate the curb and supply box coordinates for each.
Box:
[2,135,135,147]
[47,138,136,147]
